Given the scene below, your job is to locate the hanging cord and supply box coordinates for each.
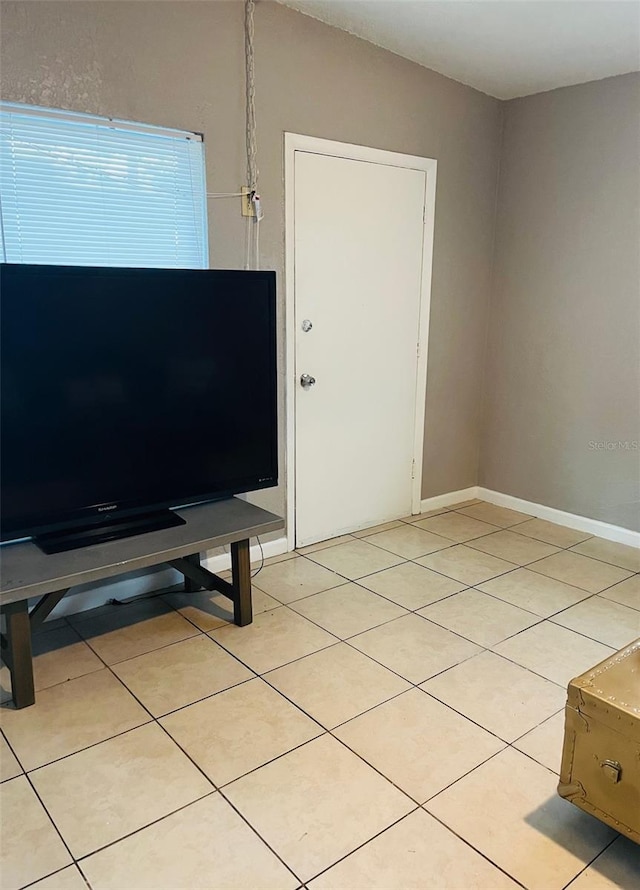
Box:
[245,0,258,194]
[254,217,260,271]
[245,0,262,271]
[110,534,266,607]
[251,536,265,578]
[204,3,261,268]
[220,536,265,578]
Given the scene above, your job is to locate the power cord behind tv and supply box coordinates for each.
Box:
[251,535,265,578]
[110,535,265,606]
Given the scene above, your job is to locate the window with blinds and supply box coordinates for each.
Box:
[0,102,208,268]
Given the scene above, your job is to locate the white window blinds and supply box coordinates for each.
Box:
[0,102,208,268]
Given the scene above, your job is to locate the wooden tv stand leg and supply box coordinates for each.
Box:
[182,554,202,592]
[3,600,35,709]
[231,539,252,627]
[170,540,253,627]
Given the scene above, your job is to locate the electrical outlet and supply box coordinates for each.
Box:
[241,187,255,217]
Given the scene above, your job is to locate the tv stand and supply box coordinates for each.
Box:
[0,497,284,709]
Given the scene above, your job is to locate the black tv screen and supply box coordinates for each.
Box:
[0,263,278,547]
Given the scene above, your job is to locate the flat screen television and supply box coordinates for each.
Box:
[0,263,278,552]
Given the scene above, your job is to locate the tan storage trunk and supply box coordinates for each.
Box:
[558,638,639,844]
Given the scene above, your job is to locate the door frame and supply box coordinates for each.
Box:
[284,133,437,551]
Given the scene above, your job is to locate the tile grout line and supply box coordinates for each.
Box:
[0,660,632,876]
[299,806,422,886]
[34,502,633,631]
[20,769,77,882]
[327,703,509,806]
[146,672,259,721]
[6,556,630,769]
[19,863,91,890]
[418,805,531,890]
[545,615,637,651]
[16,640,306,888]
[206,624,342,675]
[484,636,614,687]
[559,834,623,890]
[13,558,612,711]
[467,583,596,620]
[41,602,561,880]
[215,785,306,887]
[308,791,530,890]
[4,503,635,889]
[68,563,623,781]
[286,803,425,886]
[418,680,555,749]
[12,593,610,796]
[16,629,233,775]
[41,674,309,890]
[0,725,26,780]
[4,638,156,774]
[30,506,632,646]
[71,790,218,865]
[13,681,572,890]
[71,783,297,890]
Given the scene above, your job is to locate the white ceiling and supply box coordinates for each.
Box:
[277,1,640,99]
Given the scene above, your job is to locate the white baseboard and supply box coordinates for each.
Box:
[45,485,639,620]
[476,489,639,548]
[419,487,480,513]
[47,536,290,620]
[421,486,639,548]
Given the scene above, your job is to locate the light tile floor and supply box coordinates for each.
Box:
[1,501,639,889]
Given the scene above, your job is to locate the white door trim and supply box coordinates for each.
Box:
[284,133,437,551]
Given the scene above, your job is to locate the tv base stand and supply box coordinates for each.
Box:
[0,498,284,709]
[34,508,187,555]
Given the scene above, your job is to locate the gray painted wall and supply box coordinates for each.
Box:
[0,0,502,519]
[480,73,640,531]
[2,3,638,535]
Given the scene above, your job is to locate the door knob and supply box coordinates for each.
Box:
[300,373,316,389]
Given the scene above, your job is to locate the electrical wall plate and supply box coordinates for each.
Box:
[241,186,256,217]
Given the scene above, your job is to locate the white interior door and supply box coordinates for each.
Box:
[294,150,427,546]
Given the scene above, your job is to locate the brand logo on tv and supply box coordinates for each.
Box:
[98,504,118,512]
